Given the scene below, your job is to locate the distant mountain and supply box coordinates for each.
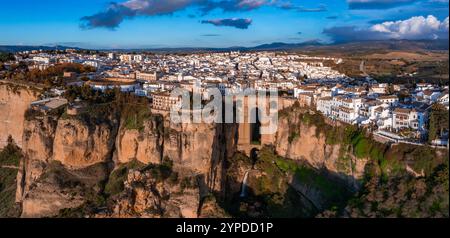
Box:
[94,40,325,53]
[99,39,449,53]
[247,40,324,50]
[305,40,449,51]
[0,45,81,52]
[1,39,448,53]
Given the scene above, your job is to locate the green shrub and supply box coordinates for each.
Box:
[0,136,22,167]
[123,106,152,131]
[0,167,20,217]
[180,177,197,192]
[105,160,145,196]
[24,108,45,121]
[288,132,300,144]
[0,138,22,217]
[354,137,371,159]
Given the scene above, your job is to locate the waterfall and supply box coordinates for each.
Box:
[240,171,250,198]
[239,149,258,198]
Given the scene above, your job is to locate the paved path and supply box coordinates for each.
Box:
[0,165,19,169]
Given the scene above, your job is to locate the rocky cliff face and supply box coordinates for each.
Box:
[274,109,368,190]
[161,121,237,193]
[0,83,39,148]
[10,106,362,217]
[115,120,163,165]
[5,89,443,218]
[107,169,200,218]
[16,115,58,205]
[53,118,118,169]
[15,107,118,217]
[116,116,237,194]
[12,105,239,217]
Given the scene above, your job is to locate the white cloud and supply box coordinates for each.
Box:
[324,15,449,42]
[441,16,449,31]
[370,15,449,40]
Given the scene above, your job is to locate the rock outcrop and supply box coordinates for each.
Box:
[16,108,118,217]
[107,169,200,218]
[53,118,118,169]
[161,121,236,193]
[13,106,239,217]
[115,119,163,165]
[116,116,238,194]
[274,110,368,188]
[20,161,108,218]
[0,83,39,148]
[16,106,59,204]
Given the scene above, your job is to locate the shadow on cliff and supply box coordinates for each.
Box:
[213,147,359,218]
[202,120,239,201]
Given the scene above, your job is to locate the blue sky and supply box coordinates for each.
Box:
[0,0,448,49]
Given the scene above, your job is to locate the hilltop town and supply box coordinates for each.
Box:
[0,44,449,219]
[1,49,448,147]
[1,0,450,227]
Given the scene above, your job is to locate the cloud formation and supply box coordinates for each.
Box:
[201,18,252,29]
[347,0,419,9]
[200,0,274,12]
[297,4,328,12]
[81,0,206,29]
[371,15,449,39]
[277,2,328,12]
[324,15,449,42]
[81,0,278,29]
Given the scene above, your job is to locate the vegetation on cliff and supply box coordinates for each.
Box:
[222,147,352,218]
[427,104,449,143]
[58,157,180,218]
[104,160,146,196]
[64,85,153,130]
[3,63,95,87]
[279,104,449,218]
[280,104,387,175]
[343,163,449,218]
[319,142,449,217]
[24,105,65,121]
[0,136,22,217]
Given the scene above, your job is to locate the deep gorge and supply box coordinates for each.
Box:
[0,84,448,218]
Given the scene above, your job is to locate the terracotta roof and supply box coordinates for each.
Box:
[339,106,353,113]
[319,96,332,101]
[379,95,398,100]
[394,108,411,114]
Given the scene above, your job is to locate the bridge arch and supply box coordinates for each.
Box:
[250,107,261,145]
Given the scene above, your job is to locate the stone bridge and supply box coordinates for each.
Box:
[237,96,297,156]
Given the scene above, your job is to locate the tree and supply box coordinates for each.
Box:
[428,104,449,143]
[0,52,15,62]
[0,136,21,166]
[386,84,395,95]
